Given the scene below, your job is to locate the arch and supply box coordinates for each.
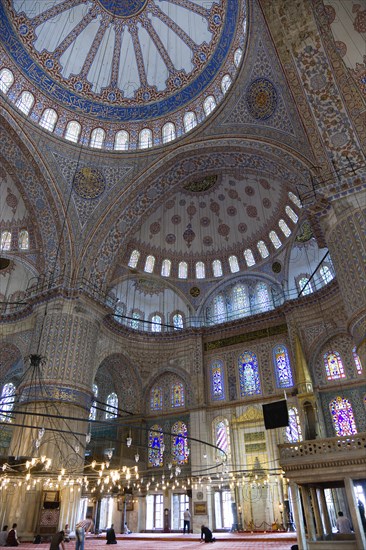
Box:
[183,111,197,132]
[162,122,176,144]
[90,127,106,149]
[139,128,153,149]
[212,259,223,277]
[16,91,34,115]
[0,230,11,250]
[114,130,129,151]
[221,74,232,94]
[0,68,14,93]
[203,95,216,116]
[65,121,81,143]
[18,229,29,250]
[39,108,58,132]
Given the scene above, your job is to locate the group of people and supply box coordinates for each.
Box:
[0,524,20,546]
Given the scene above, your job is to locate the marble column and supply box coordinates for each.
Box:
[300,486,316,541]
[318,488,332,535]
[310,487,323,539]
[290,481,308,550]
[344,477,366,550]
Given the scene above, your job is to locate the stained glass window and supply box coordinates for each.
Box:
[288,192,302,208]
[39,108,58,132]
[171,383,184,408]
[329,396,357,436]
[16,91,34,115]
[161,259,171,277]
[183,112,197,132]
[320,265,333,284]
[114,130,129,150]
[0,382,15,422]
[162,122,176,143]
[244,249,255,267]
[256,282,270,313]
[171,421,189,465]
[65,121,81,143]
[269,230,282,249]
[150,387,163,411]
[285,205,298,223]
[234,48,243,67]
[89,384,98,420]
[324,351,346,380]
[212,259,223,277]
[196,261,205,279]
[273,345,293,388]
[128,249,140,268]
[213,293,227,323]
[352,347,363,375]
[148,425,164,467]
[214,418,230,456]
[105,392,118,419]
[90,128,105,148]
[299,277,312,295]
[139,128,153,149]
[279,219,291,237]
[210,360,225,400]
[203,96,216,116]
[151,314,162,332]
[0,68,14,93]
[18,229,29,250]
[221,74,232,94]
[0,231,11,251]
[238,351,261,396]
[232,284,249,318]
[285,407,302,443]
[178,261,188,279]
[130,311,142,330]
[228,255,239,273]
[144,255,155,273]
[173,313,183,330]
[257,241,269,258]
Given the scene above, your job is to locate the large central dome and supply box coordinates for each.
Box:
[97,0,148,18]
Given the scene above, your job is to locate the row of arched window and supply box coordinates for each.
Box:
[114,308,184,332]
[0,48,242,150]
[148,421,189,467]
[297,264,334,296]
[0,229,29,251]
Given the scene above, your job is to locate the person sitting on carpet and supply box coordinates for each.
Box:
[200,524,215,543]
[106,524,117,545]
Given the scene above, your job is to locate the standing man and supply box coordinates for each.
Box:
[336,511,352,534]
[183,508,191,534]
[75,515,94,550]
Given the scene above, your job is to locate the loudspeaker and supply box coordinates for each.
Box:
[262,400,289,429]
[186,489,192,498]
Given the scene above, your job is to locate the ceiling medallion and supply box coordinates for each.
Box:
[73,167,106,200]
[190,287,200,298]
[183,175,219,193]
[97,0,148,18]
[246,77,278,120]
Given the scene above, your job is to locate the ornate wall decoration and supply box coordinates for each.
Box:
[73,167,106,200]
[246,77,278,120]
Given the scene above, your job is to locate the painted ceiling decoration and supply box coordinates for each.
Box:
[3,0,245,123]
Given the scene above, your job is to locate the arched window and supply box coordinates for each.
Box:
[39,108,58,132]
[172,313,183,330]
[178,261,188,279]
[299,277,313,295]
[213,293,227,323]
[150,387,163,411]
[139,128,153,149]
[18,229,29,250]
[90,128,105,149]
[238,351,261,396]
[269,230,282,249]
[130,311,142,330]
[203,95,216,116]
[353,346,363,375]
[244,248,255,267]
[324,351,346,380]
[0,382,15,422]
[151,314,162,332]
[285,205,298,223]
[210,360,225,401]
[162,122,176,143]
[89,384,98,420]
[65,121,81,143]
[288,192,302,208]
[232,284,249,318]
[256,282,270,313]
[0,68,14,93]
[285,407,302,443]
[214,418,231,462]
[171,421,189,464]
[0,231,11,251]
[195,261,205,279]
[16,91,34,115]
[105,392,118,419]
[279,219,291,237]
[171,383,184,408]
[148,424,164,467]
[212,259,223,277]
[144,255,155,273]
[128,249,140,268]
[273,345,293,388]
[329,396,357,436]
[228,255,239,273]
[114,130,129,150]
[320,265,333,284]
[161,259,171,277]
[234,48,243,67]
[183,111,197,132]
[257,240,269,258]
[221,74,232,94]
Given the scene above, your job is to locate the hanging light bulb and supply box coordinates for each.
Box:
[107,449,113,460]
[135,453,139,463]
[75,445,80,453]
[86,433,91,444]
[126,437,132,448]
[38,427,45,439]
